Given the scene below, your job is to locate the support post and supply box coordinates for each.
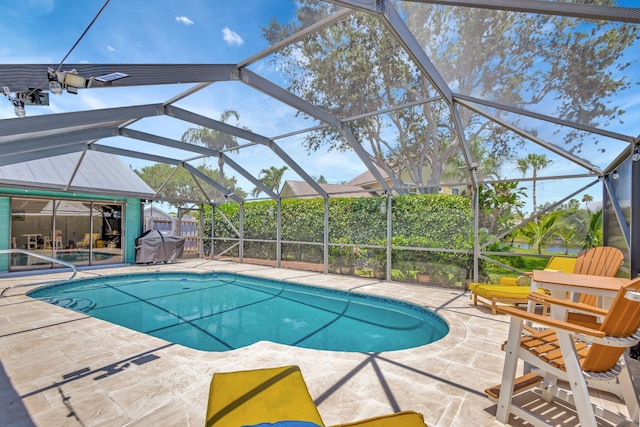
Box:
[324,197,329,274]
[276,199,282,268]
[386,193,392,281]
[239,202,244,262]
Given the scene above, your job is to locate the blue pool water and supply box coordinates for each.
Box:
[28,272,449,352]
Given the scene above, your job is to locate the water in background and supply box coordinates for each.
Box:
[513,243,581,255]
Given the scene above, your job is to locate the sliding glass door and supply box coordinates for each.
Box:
[9,197,125,270]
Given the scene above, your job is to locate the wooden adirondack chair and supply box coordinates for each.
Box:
[556,246,624,327]
[573,245,624,306]
[487,277,640,427]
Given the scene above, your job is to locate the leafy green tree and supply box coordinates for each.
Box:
[181,109,242,188]
[442,136,503,184]
[251,166,288,197]
[478,181,526,235]
[517,154,552,216]
[135,163,246,206]
[263,1,637,189]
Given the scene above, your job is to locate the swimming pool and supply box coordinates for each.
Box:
[29,272,449,352]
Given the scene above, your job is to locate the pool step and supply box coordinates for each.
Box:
[485,372,543,401]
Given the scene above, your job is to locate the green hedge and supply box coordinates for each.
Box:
[208,194,473,282]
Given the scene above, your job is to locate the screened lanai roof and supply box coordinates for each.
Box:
[0,0,639,211]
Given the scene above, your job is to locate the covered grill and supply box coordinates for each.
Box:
[135,230,185,264]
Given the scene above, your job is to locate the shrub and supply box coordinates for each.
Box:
[209,194,474,285]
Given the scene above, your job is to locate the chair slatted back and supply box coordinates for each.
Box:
[581,277,640,372]
[573,247,624,306]
[579,294,598,307]
[573,246,624,277]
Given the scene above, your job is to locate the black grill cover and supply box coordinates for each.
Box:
[135,230,185,264]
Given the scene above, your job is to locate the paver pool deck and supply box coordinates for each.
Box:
[0,259,631,426]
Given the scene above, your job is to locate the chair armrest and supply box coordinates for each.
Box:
[527,293,608,317]
[496,305,606,338]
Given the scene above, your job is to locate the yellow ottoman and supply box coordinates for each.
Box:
[205,366,428,427]
[205,366,325,427]
[332,411,427,426]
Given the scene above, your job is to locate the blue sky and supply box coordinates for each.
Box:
[0,0,293,64]
[1,0,639,214]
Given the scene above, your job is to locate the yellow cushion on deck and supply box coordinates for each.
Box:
[468,274,522,293]
[469,256,577,294]
[473,285,544,300]
[498,277,518,286]
[545,256,576,273]
[205,366,326,427]
[331,411,427,427]
[469,277,518,292]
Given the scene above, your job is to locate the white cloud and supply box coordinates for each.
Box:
[222,27,244,47]
[175,16,194,25]
[106,45,116,52]
[27,0,54,14]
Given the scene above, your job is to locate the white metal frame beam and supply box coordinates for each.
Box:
[119,128,278,199]
[240,68,391,192]
[454,93,635,143]
[89,144,242,203]
[0,143,88,167]
[0,64,238,93]
[0,104,164,142]
[459,98,603,174]
[0,127,115,158]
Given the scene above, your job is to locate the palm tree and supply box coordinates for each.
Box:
[523,211,560,254]
[555,226,578,255]
[516,154,552,217]
[251,166,288,197]
[581,194,594,211]
[181,109,241,188]
[567,199,580,210]
[583,209,603,249]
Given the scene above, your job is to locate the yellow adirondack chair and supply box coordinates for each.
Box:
[77,232,100,248]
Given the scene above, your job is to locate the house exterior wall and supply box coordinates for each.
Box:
[0,188,144,272]
[124,198,143,264]
[0,196,10,271]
